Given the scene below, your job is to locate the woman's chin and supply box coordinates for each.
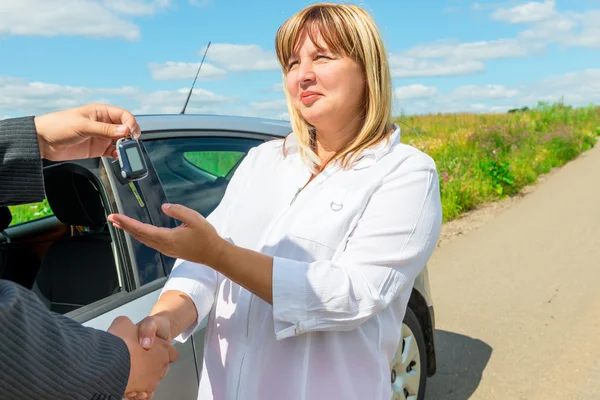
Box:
[299,109,328,127]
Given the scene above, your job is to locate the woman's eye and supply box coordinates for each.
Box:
[288,60,298,69]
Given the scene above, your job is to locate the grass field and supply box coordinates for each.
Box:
[395,101,600,222]
[7,101,600,226]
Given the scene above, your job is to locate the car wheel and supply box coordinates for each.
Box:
[390,307,427,400]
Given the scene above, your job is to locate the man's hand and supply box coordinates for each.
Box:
[33,103,141,161]
[107,316,178,399]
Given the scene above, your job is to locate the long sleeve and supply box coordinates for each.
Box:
[271,153,443,340]
[0,280,130,400]
[0,116,45,207]
[161,147,259,342]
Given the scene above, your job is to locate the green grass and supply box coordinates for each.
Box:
[8,198,53,226]
[396,101,600,222]
[8,101,600,227]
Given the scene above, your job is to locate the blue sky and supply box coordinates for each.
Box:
[1,0,598,120]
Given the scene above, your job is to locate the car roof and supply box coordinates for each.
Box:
[136,114,292,138]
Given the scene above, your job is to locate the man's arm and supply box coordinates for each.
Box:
[0,116,46,207]
[0,114,130,398]
[0,280,130,399]
[0,105,173,399]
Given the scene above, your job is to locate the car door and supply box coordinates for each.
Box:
[142,131,268,378]
[1,155,199,399]
[72,154,201,400]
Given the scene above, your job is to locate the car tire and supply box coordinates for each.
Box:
[390,307,428,400]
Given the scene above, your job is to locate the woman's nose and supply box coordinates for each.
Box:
[298,62,316,84]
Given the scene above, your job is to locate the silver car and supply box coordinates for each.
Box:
[0,114,437,400]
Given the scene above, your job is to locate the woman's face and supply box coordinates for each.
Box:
[285,32,365,130]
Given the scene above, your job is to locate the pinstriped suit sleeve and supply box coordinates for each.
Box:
[0,281,130,399]
[0,116,46,207]
[0,116,131,399]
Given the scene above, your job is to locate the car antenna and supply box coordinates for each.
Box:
[180,41,211,114]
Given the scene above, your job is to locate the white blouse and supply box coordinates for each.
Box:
[160,124,443,400]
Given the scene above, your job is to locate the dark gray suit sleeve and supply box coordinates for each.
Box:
[0,116,46,207]
[0,277,130,399]
[0,116,131,399]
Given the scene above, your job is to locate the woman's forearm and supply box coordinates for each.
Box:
[150,290,198,339]
[211,238,275,305]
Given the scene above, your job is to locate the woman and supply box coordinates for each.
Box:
[109,3,443,400]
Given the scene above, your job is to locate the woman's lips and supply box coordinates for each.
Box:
[301,91,322,104]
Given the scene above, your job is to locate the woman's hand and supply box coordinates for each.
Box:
[138,314,173,350]
[109,203,275,304]
[123,314,173,400]
[108,203,225,266]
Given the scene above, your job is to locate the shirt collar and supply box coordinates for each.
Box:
[282,130,300,156]
[283,123,401,170]
[351,124,400,170]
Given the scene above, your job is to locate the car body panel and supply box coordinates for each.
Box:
[81,285,201,400]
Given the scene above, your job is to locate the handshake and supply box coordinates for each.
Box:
[108,314,177,400]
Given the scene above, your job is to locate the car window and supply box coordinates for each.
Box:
[183,151,246,178]
[22,162,129,317]
[144,137,264,218]
[8,199,54,226]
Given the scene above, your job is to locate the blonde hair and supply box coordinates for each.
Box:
[275,3,394,172]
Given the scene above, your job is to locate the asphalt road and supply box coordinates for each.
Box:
[424,142,600,399]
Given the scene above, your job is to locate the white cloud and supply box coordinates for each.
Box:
[403,38,543,61]
[250,99,288,111]
[204,44,280,71]
[147,87,232,104]
[557,11,600,49]
[395,69,600,115]
[529,69,600,102]
[0,76,235,117]
[491,1,556,23]
[113,87,235,114]
[95,86,141,97]
[103,0,172,16]
[386,34,548,79]
[449,84,519,101]
[151,43,281,77]
[518,13,576,40]
[490,3,600,50]
[148,62,228,80]
[227,107,290,121]
[133,94,225,114]
[0,78,111,113]
[563,31,600,49]
[469,103,513,113]
[394,85,438,100]
[388,37,543,78]
[0,0,140,40]
[390,57,485,78]
[206,99,291,121]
